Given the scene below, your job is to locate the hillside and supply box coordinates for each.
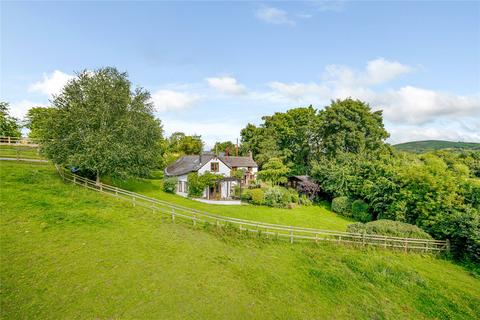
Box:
[394,140,480,153]
[1,160,480,319]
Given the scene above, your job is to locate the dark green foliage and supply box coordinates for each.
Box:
[162,177,178,193]
[0,102,21,138]
[316,99,389,157]
[394,140,480,153]
[331,196,351,216]
[347,220,432,239]
[351,200,371,222]
[42,67,164,182]
[249,188,265,205]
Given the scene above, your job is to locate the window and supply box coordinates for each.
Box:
[211,162,219,172]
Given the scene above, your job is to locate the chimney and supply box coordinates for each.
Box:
[225,147,229,160]
[248,150,253,159]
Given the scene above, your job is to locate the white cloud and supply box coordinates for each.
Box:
[255,6,295,26]
[151,89,200,112]
[29,70,74,97]
[9,100,49,119]
[206,76,246,95]
[267,58,480,126]
[324,58,414,86]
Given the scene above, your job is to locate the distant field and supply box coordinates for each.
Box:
[394,140,480,153]
[1,160,480,319]
[0,145,43,159]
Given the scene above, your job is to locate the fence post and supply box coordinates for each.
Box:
[404,238,408,253]
[8,137,10,144]
[73,176,76,184]
[315,233,318,244]
[193,212,197,227]
[132,196,136,207]
[115,187,118,196]
[171,209,175,223]
[384,236,387,249]
[99,183,103,192]
[290,228,294,244]
[362,232,366,246]
[446,239,451,253]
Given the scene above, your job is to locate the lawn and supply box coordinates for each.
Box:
[110,176,352,231]
[1,160,480,319]
[0,145,43,160]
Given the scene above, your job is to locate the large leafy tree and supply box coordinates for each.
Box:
[0,102,21,138]
[212,141,236,155]
[43,67,164,183]
[24,106,56,139]
[168,132,203,155]
[257,157,289,186]
[316,98,390,157]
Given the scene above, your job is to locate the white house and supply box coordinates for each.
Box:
[164,152,258,200]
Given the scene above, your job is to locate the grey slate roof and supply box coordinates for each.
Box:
[165,154,258,177]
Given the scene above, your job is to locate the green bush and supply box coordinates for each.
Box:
[347,219,432,239]
[264,187,287,208]
[162,177,178,193]
[351,199,371,222]
[331,196,351,216]
[287,188,299,204]
[250,188,265,205]
[187,173,204,197]
[240,189,252,201]
[299,194,312,206]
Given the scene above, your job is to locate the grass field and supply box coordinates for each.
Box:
[2,161,480,319]
[0,145,43,159]
[110,176,352,231]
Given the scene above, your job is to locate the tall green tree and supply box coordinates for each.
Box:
[43,67,164,183]
[24,107,56,139]
[257,157,289,186]
[212,141,236,155]
[168,132,203,155]
[0,102,21,138]
[316,98,390,157]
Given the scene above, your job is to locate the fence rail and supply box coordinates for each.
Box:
[55,165,448,253]
[0,136,40,147]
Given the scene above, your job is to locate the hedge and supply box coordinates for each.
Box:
[347,219,432,239]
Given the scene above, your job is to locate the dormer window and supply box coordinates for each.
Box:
[211,162,219,172]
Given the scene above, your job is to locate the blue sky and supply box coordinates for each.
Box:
[1,1,479,147]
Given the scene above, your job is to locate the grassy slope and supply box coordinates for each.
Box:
[1,161,480,319]
[0,145,43,159]
[394,140,480,153]
[110,177,352,231]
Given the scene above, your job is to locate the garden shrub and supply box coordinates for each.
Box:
[346,219,432,239]
[249,188,265,205]
[162,177,178,194]
[264,187,288,208]
[331,196,351,216]
[187,172,204,197]
[287,188,299,204]
[351,199,372,222]
[240,189,252,201]
[299,194,312,206]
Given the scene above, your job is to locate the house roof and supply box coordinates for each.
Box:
[165,154,258,177]
[289,175,311,182]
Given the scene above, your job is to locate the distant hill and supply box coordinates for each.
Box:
[393,140,480,153]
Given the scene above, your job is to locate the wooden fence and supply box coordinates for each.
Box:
[55,165,448,253]
[0,136,40,147]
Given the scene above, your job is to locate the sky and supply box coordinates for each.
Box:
[1,1,479,148]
